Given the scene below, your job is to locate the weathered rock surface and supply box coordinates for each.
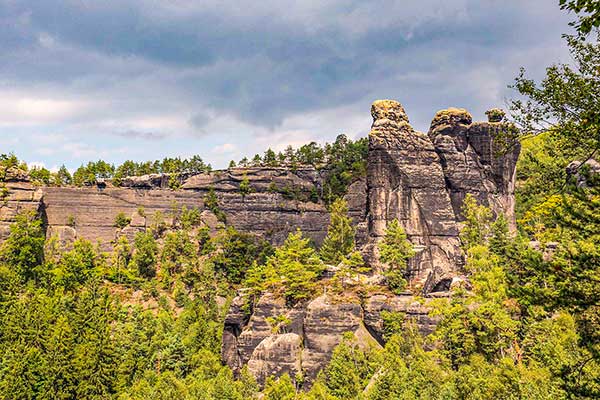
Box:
[567,159,600,188]
[223,100,520,386]
[0,181,43,242]
[222,292,436,386]
[0,167,367,251]
[366,100,462,289]
[428,107,520,229]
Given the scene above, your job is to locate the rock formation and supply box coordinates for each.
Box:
[221,99,520,387]
[0,99,520,388]
[1,167,367,251]
[365,100,463,290]
[428,107,520,229]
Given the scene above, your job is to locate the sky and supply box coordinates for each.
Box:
[0,0,575,171]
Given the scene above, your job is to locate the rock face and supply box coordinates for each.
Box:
[0,99,520,388]
[566,159,600,188]
[222,100,520,387]
[222,292,435,386]
[0,167,367,251]
[366,100,463,290]
[428,108,520,230]
[0,181,44,242]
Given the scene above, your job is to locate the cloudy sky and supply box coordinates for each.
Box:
[1,0,574,170]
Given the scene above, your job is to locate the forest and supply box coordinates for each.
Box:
[1,1,600,399]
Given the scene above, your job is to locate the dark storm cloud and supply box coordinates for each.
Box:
[0,0,573,168]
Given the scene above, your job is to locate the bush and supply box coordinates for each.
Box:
[114,212,132,229]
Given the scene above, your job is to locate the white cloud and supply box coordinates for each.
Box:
[211,143,237,155]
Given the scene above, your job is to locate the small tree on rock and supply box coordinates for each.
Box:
[320,198,356,264]
[378,219,415,294]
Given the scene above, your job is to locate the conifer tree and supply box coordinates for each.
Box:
[246,230,323,304]
[320,198,355,264]
[239,174,251,198]
[131,231,158,278]
[459,194,493,250]
[0,211,45,284]
[378,219,415,293]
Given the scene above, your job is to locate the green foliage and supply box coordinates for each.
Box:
[115,212,132,229]
[378,219,414,293]
[381,311,406,341]
[239,174,252,198]
[73,160,115,186]
[265,315,292,334]
[319,334,381,399]
[29,166,52,185]
[55,165,72,185]
[515,132,585,223]
[459,194,493,250]
[245,230,323,304]
[560,0,600,37]
[131,231,159,278]
[511,33,600,157]
[238,135,368,203]
[0,153,27,181]
[207,226,273,284]
[112,155,211,186]
[179,206,202,230]
[0,211,45,284]
[51,239,100,290]
[322,135,368,203]
[204,187,227,223]
[263,374,296,400]
[161,230,196,281]
[110,235,134,284]
[320,198,355,264]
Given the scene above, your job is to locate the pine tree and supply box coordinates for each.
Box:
[264,148,278,167]
[378,219,415,293]
[0,211,45,284]
[55,165,72,185]
[320,198,355,264]
[131,231,158,278]
[239,174,251,198]
[246,230,323,304]
[459,194,493,250]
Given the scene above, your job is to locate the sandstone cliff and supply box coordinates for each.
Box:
[0,99,520,388]
[1,167,367,251]
[221,100,520,386]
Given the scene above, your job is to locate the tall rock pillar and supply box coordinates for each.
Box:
[366,100,463,291]
[428,108,520,229]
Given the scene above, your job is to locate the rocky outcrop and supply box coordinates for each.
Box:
[223,100,520,387]
[365,100,463,290]
[0,167,367,251]
[222,291,436,386]
[364,101,520,289]
[0,180,44,242]
[566,159,600,188]
[428,107,520,229]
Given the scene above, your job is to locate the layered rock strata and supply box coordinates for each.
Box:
[223,100,520,386]
[0,167,367,251]
[222,292,435,386]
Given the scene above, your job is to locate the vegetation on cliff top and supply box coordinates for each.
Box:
[2,2,600,399]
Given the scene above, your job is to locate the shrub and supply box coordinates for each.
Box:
[114,212,132,229]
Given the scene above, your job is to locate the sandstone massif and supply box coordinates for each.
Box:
[0,99,520,387]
